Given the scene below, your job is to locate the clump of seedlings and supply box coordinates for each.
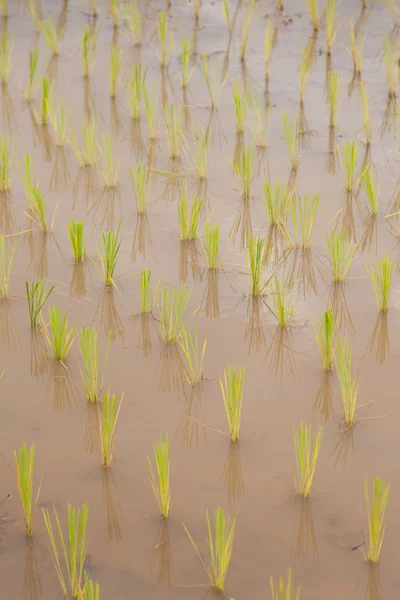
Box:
[0,33,12,84]
[163,104,183,159]
[220,365,246,442]
[232,144,254,200]
[68,220,85,262]
[367,255,393,312]
[307,0,319,31]
[82,24,97,78]
[328,71,340,128]
[129,64,146,120]
[157,283,190,343]
[233,79,247,134]
[270,273,297,327]
[270,569,301,600]
[48,97,71,147]
[326,0,336,55]
[285,194,320,249]
[27,186,57,232]
[101,389,123,468]
[41,76,50,126]
[240,0,254,62]
[98,221,122,287]
[364,476,390,563]
[148,433,170,518]
[44,305,75,361]
[183,507,236,592]
[26,280,54,327]
[349,19,364,76]
[383,34,398,97]
[24,47,39,101]
[247,235,266,296]
[110,0,120,28]
[70,118,98,168]
[179,324,206,385]
[0,135,11,192]
[251,93,270,148]
[79,327,110,403]
[203,223,221,269]
[263,181,292,226]
[142,84,159,140]
[359,82,372,145]
[23,152,35,208]
[130,162,150,215]
[314,307,337,371]
[109,44,123,99]
[341,140,360,192]
[178,190,202,241]
[121,1,142,46]
[14,442,41,536]
[0,233,14,298]
[264,17,274,80]
[362,165,379,215]
[201,54,228,108]
[283,113,299,171]
[191,122,210,179]
[42,504,89,597]
[326,231,357,282]
[222,0,231,31]
[80,576,100,600]
[41,19,59,56]
[28,0,40,29]
[299,44,313,104]
[158,11,174,68]
[181,36,192,88]
[96,133,120,188]
[335,338,360,425]
[139,268,154,315]
[293,422,323,498]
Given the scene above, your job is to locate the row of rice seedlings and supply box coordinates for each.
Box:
[270,569,300,600]
[14,442,41,536]
[314,307,337,370]
[307,0,319,31]
[263,181,292,226]
[285,194,320,249]
[192,122,210,179]
[109,45,123,99]
[349,19,364,76]
[148,433,170,518]
[181,36,192,88]
[220,365,246,442]
[142,84,159,140]
[264,17,274,80]
[368,255,393,312]
[240,0,254,62]
[130,162,150,215]
[326,231,357,282]
[163,104,183,159]
[233,79,247,133]
[203,223,221,268]
[68,220,85,262]
[42,503,88,597]
[79,327,107,402]
[0,135,11,192]
[299,43,313,104]
[383,34,398,98]
[178,191,202,240]
[326,0,336,56]
[364,476,390,563]
[98,221,122,287]
[283,114,299,171]
[328,71,340,128]
[251,95,270,149]
[70,118,98,168]
[247,235,266,296]
[270,273,297,327]
[183,507,236,592]
[157,283,190,343]
[101,389,123,467]
[158,11,174,68]
[129,64,146,119]
[342,140,360,191]
[41,19,59,56]
[44,305,75,360]
[41,76,50,125]
[335,338,359,425]
[363,165,379,215]
[24,48,40,102]
[48,97,71,147]
[121,1,142,46]
[26,280,54,327]
[139,268,154,314]
[82,24,97,78]
[179,324,207,385]
[95,134,120,187]
[360,82,372,145]
[232,144,254,199]
[293,422,323,498]
[0,233,14,298]
[0,33,12,84]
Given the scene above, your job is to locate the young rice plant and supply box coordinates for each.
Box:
[293,422,323,498]
[14,442,41,536]
[148,432,170,518]
[220,365,246,442]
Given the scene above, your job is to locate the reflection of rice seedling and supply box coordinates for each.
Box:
[130,162,150,215]
[232,144,254,199]
[157,283,190,343]
[335,338,359,425]
[263,181,292,226]
[364,476,390,563]
[26,280,54,327]
[293,422,323,498]
[299,44,313,103]
[181,37,192,88]
[139,268,154,315]
[326,0,336,55]
[359,82,372,145]
[383,35,398,97]
[42,504,88,597]
[44,305,75,360]
[240,0,254,61]
[163,104,183,159]
[14,442,41,537]
[349,19,364,76]
[270,568,301,600]
[247,235,266,296]
[101,389,123,467]
[98,221,122,288]
[96,133,120,188]
[283,113,299,170]
[70,118,98,168]
[129,64,146,120]
[80,576,100,600]
[362,165,379,215]
[82,24,97,78]
[222,0,231,31]
[220,365,246,442]
[203,223,220,269]
[341,140,360,191]
[314,307,337,370]
[307,0,319,31]
[178,191,202,241]
[68,220,85,262]
[79,327,109,403]
[148,433,170,518]
[142,84,159,140]
[368,255,393,312]
[285,194,320,249]
[192,122,210,179]
[0,135,11,192]
[233,79,247,133]
[48,98,70,147]
[0,34,12,84]
[121,1,142,46]
[41,19,59,56]
[328,71,340,128]
[327,231,357,282]
[179,324,206,385]
[41,76,49,126]
[24,48,39,101]
[183,507,236,592]
[158,11,174,68]
[270,273,296,327]
[109,44,123,99]
[264,17,274,79]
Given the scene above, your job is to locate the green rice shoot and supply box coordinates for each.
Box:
[328,71,340,128]
[130,162,150,215]
[359,82,372,145]
[313,307,337,371]
[178,191,202,241]
[283,113,299,171]
[79,327,110,403]
[23,152,35,208]
[326,0,336,55]
[48,97,71,147]
[157,283,190,343]
[349,19,364,76]
[26,280,54,327]
[270,568,301,600]
[232,144,254,200]
[82,24,97,78]
[203,223,220,269]
[0,33,12,84]
[80,576,100,600]
[335,338,360,425]
[362,165,379,215]
[41,19,59,56]
[139,268,153,314]
[109,44,123,99]
[148,432,170,518]
[129,64,146,120]
[367,254,393,312]
[247,235,266,296]
[341,140,360,192]
[181,36,192,88]
[285,194,320,249]
[24,47,39,101]
[293,422,323,498]
[95,133,120,188]
[101,389,123,468]
[220,365,246,442]
[179,324,207,385]
[240,0,254,61]
[326,231,357,283]
[270,273,297,327]
[251,92,270,148]
[364,476,390,563]
[68,220,85,262]
[0,234,14,299]
[299,43,313,103]
[222,0,231,31]
[14,442,41,537]
[383,34,399,97]
[44,304,75,361]
[0,135,11,192]
[192,122,210,179]
[142,84,159,140]
[158,11,174,68]
[264,17,274,79]
[70,118,98,168]
[233,79,247,134]
[98,221,122,288]
[121,1,142,46]
[307,0,319,31]
[41,76,49,126]
[163,104,183,159]
[201,53,228,109]
[263,181,292,226]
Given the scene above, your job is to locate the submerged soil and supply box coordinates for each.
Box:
[1,0,400,598]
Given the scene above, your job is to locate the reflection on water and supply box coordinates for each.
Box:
[285,247,323,298]
[69,261,87,298]
[1,83,17,135]
[292,497,318,561]
[131,214,155,262]
[220,441,244,504]
[49,147,71,192]
[137,314,153,359]
[73,166,97,210]
[103,469,123,543]
[365,563,382,600]
[245,296,266,354]
[381,94,397,138]
[329,282,355,335]
[23,538,42,600]
[45,360,78,413]
[176,384,207,447]
[0,299,21,353]
[150,520,171,585]
[27,232,48,280]
[130,118,145,159]
[159,342,185,395]
[359,214,377,254]
[82,401,101,456]
[93,287,124,342]
[205,269,220,319]
[231,197,252,250]
[364,312,389,364]
[313,371,334,423]
[87,188,119,231]
[299,101,312,151]
[0,191,13,234]
[30,330,47,379]
[265,326,296,384]
[333,427,356,470]
[179,240,202,284]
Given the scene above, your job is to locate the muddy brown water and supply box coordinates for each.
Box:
[1,0,400,598]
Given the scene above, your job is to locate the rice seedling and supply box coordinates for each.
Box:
[0,0,7,17]
[0,234,14,299]
[70,118,98,168]
[95,133,120,188]
[101,389,123,467]
[121,1,142,46]
[88,0,98,17]
[326,0,336,55]
[48,98,71,147]
[326,231,357,282]
[26,280,54,327]
[201,54,228,108]
[335,338,359,425]
[293,422,323,498]
[247,236,267,296]
[286,194,320,249]
[179,324,206,385]
[240,0,254,62]
[68,220,85,262]
[128,64,146,120]
[163,104,183,159]
[80,576,100,600]
[181,36,192,88]
[192,122,210,179]
[139,268,153,314]
[158,11,174,68]
[183,507,236,592]
[98,221,122,287]
[193,0,201,22]
[307,0,319,31]
[157,283,190,343]
[263,181,292,226]
[364,476,390,563]
[44,305,75,360]
[42,503,88,597]
[24,47,39,101]
[203,223,220,269]
[270,273,297,327]
[0,34,12,84]
[41,76,49,126]
[363,165,379,215]
[142,84,159,140]
[220,365,246,442]
[178,191,202,241]
[341,140,360,191]
[283,113,299,171]
[251,94,270,148]
[299,44,313,104]
[313,307,337,370]
[359,82,372,145]
[79,327,103,402]
[383,0,400,22]
[232,144,254,200]
[41,19,59,56]
[130,162,150,215]
[270,568,301,600]
[28,0,40,29]
[22,152,36,209]
[82,24,97,78]
[110,0,120,28]
[367,255,393,312]
[276,0,284,8]
[222,0,231,31]
[109,44,123,99]
[148,433,170,518]
[328,71,340,128]
[383,34,398,97]
[0,135,11,192]
[29,187,47,231]
[233,79,247,133]
[14,443,41,537]
[264,17,274,80]
[349,19,364,76]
